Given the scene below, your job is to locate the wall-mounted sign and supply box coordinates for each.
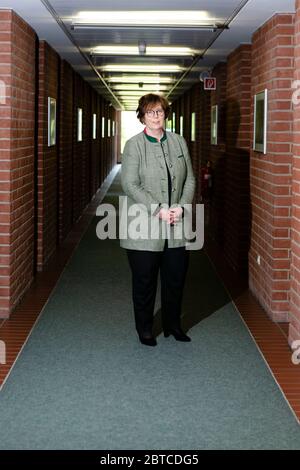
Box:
[204,77,217,90]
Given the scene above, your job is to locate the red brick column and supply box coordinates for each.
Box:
[188,83,201,203]
[0,10,36,317]
[102,100,109,180]
[80,81,91,211]
[169,82,210,205]
[249,14,295,322]
[210,63,227,247]
[59,60,73,243]
[37,41,60,270]
[290,0,300,344]
[90,89,99,197]
[198,82,211,205]
[224,45,252,274]
[73,72,84,222]
[115,109,122,164]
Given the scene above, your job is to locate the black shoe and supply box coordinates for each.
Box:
[164,328,191,342]
[138,334,157,347]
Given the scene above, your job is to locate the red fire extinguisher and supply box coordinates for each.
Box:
[201,160,213,201]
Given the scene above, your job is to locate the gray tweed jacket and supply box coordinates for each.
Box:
[120,130,196,251]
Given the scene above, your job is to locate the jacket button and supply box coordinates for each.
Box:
[172,188,176,192]
[169,163,173,168]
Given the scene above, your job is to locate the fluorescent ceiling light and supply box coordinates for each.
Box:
[73,11,215,27]
[107,76,174,84]
[112,84,168,91]
[101,64,183,73]
[115,90,168,95]
[118,92,164,97]
[91,46,199,56]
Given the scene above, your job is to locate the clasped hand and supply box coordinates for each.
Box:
[158,207,183,225]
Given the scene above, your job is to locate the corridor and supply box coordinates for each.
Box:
[0,0,300,452]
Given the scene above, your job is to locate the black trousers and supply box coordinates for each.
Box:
[126,244,189,335]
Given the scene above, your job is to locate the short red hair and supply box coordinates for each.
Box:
[136,93,171,123]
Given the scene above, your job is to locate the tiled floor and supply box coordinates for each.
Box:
[0,169,299,424]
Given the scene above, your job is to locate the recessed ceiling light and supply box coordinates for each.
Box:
[112,84,168,91]
[100,64,184,73]
[118,92,165,97]
[106,76,174,84]
[91,45,199,56]
[121,98,140,102]
[73,11,214,27]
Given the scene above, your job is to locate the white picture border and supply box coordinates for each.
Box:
[211,105,218,145]
[48,97,56,147]
[253,89,268,154]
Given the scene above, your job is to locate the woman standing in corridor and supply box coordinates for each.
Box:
[120,93,195,346]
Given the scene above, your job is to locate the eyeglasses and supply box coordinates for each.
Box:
[145,109,165,117]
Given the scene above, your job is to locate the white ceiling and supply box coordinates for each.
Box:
[0,0,296,109]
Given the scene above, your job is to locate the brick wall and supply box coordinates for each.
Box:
[171,99,178,133]
[290,0,300,344]
[99,97,104,184]
[224,45,252,274]
[81,81,91,211]
[209,63,227,247]
[90,89,100,197]
[171,92,200,203]
[115,110,122,164]
[0,10,36,316]
[37,41,59,270]
[198,82,211,205]
[183,92,191,145]
[188,83,201,202]
[102,100,109,180]
[73,73,84,223]
[249,14,295,322]
[59,60,73,243]
[108,102,113,174]
[111,108,118,169]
